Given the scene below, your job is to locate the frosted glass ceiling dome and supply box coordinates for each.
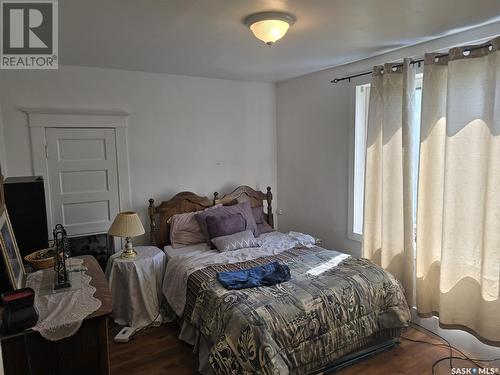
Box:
[244,11,296,46]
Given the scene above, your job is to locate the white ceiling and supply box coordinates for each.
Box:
[60,0,500,82]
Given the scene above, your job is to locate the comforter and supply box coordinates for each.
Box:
[183,246,411,375]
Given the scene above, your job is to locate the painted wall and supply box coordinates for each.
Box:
[276,21,500,359]
[0,65,277,243]
[276,21,500,257]
[0,102,7,175]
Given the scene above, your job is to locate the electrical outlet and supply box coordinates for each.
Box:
[276,209,283,215]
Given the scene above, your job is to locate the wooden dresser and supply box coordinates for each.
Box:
[0,256,112,375]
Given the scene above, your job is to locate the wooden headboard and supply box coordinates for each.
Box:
[148,192,213,247]
[214,185,273,228]
[148,185,273,247]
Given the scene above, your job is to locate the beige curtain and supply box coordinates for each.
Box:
[416,37,500,344]
[363,59,417,305]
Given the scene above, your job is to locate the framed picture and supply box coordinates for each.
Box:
[0,209,25,289]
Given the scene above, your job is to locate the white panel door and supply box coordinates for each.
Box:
[46,128,119,237]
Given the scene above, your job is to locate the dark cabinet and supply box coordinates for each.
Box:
[4,176,49,258]
[1,177,49,292]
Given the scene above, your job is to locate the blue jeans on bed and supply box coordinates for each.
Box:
[217,262,291,290]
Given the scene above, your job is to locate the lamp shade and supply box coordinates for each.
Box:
[108,211,145,238]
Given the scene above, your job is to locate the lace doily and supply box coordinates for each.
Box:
[26,259,102,341]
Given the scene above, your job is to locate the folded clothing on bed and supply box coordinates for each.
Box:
[217,261,291,290]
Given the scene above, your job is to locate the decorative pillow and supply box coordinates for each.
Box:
[206,213,246,240]
[195,201,258,244]
[251,206,265,224]
[211,230,259,252]
[169,204,221,248]
[257,221,275,236]
[251,206,275,236]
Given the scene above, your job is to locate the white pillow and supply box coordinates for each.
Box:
[211,230,259,252]
[169,204,221,248]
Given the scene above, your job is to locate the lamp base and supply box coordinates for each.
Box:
[120,237,137,259]
[120,248,137,259]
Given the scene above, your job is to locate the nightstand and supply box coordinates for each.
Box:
[105,246,166,328]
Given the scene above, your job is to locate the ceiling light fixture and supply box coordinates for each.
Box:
[244,11,296,46]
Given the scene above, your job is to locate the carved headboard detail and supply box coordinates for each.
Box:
[214,185,273,228]
[148,186,273,247]
[148,192,213,247]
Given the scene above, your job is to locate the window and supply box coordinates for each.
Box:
[351,83,370,240]
[349,74,422,241]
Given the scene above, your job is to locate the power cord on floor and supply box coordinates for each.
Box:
[134,310,162,335]
[402,322,500,375]
[411,321,500,374]
[410,322,454,369]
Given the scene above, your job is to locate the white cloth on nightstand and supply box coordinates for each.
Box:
[105,246,166,328]
[26,258,102,341]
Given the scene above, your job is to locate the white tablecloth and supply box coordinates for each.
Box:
[26,258,102,341]
[105,246,166,328]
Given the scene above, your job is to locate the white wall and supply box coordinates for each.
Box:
[276,21,500,256]
[0,102,7,175]
[0,65,277,243]
[277,70,359,253]
[276,21,500,359]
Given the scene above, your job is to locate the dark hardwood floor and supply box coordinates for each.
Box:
[109,323,198,374]
[109,324,479,375]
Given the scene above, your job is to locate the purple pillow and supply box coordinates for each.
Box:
[195,201,258,244]
[257,222,274,236]
[251,206,274,236]
[251,206,265,224]
[206,213,246,240]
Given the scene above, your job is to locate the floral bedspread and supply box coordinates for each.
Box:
[185,246,410,375]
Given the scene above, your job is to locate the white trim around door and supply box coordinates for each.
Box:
[25,109,131,249]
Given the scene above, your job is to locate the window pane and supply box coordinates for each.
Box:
[413,85,422,223]
[353,84,370,235]
[351,75,423,239]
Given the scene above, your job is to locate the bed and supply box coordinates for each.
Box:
[148,186,410,375]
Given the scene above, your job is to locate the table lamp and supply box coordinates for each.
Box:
[108,211,145,259]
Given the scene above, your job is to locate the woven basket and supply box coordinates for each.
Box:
[24,248,55,270]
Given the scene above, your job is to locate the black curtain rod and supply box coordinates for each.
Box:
[330,42,493,84]
[330,58,424,83]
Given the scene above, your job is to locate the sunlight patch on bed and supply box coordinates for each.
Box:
[306,254,350,276]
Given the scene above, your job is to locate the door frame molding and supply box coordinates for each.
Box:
[25,109,132,245]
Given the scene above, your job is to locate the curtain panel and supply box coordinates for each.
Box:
[362,59,417,306]
[416,37,500,344]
